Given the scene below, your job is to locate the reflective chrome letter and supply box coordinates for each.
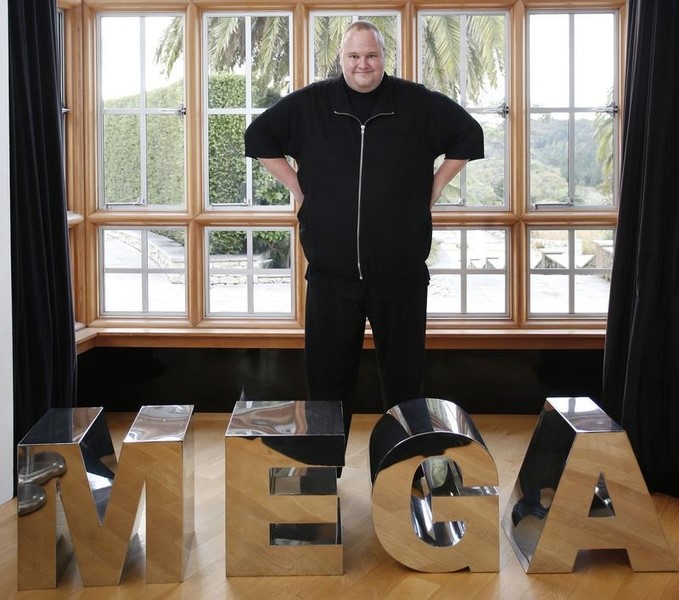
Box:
[370,398,499,572]
[17,405,194,588]
[225,400,344,576]
[503,397,678,573]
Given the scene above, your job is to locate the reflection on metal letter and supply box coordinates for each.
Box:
[502,397,678,573]
[370,398,499,572]
[225,400,344,576]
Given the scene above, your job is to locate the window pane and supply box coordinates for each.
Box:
[530,230,568,269]
[434,155,462,205]
[208,114,246,205]
[466,113,505,207]
[253,275,292,313]
[467,230,506,270]
[252,158,289,206]
[574,230,614,313]
[466,230,507,314]
[210,274,248,313]
[575,229,614,269]
[149,273,186,312]
[206,15,244,106]
[103,115,141,205]
[146,115,184,206]
[574,13,614,107]
[574,113,614,206]
[104,229,142,268]
[529,14,569,108]
[253,230,291,269]
[104,273,142,312]
[428,275,461,314]
[208,71,246,110]
[468,274,505,313]
[530,275,569,314]
[311,14,399,81]
[429,230,462,269]
[101,17,141,108]
[530,113,569,205]
[145,17,184,109]
[251,16,291,108]
[252,229,293,314]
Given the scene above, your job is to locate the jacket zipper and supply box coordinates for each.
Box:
[334,110,394,280]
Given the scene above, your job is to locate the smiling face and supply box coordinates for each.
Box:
[340,27,385,93]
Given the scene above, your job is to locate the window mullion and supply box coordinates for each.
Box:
[568,13,576,205]
[245,16,253,207]
[141,229,150,312]
[459,15,469,206]
[247,230,255,314]
[139,17,148,207]
[568,229,576,313]
[460,229,468,314]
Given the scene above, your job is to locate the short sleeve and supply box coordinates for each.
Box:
[244,93,302,160]
[428,91,485,162]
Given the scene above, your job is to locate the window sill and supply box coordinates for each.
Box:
[75,326,605,354]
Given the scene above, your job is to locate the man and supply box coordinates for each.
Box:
[245,21,484,436]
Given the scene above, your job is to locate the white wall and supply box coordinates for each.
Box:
[0,0,14,504]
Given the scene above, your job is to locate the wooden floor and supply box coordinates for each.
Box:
[2,412,679,599]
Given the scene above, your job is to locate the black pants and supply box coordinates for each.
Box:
[304,274,428,438]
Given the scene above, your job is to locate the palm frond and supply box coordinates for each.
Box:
[154,17,184,78]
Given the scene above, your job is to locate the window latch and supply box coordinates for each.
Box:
[534,198,574,210]
[594,102,619,114]
[475,102,509,118]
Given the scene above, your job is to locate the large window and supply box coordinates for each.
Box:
[72,1,623,343]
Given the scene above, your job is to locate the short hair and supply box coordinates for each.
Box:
[340,20,386,56]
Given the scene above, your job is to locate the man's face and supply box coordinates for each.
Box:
[340,29,385,93]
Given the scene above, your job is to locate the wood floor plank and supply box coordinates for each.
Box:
[1,411,678,599]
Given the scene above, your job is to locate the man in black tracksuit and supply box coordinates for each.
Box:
[245,21,484,438]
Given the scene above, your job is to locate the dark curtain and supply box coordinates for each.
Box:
[9,1,76,448]
[602,0,679,496]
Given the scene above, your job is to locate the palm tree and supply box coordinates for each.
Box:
[421,14,505,105]
[155,16,290,100]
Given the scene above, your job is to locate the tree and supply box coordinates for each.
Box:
[155,15,290,100]
[421,14,505,105]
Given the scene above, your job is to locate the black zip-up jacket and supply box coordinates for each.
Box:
[245,74,484,283]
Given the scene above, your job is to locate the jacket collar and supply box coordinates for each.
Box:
[331,73,395,118]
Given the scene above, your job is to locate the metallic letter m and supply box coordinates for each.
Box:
[17,405,194,589]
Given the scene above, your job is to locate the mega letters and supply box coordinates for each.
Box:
[16,398,677,589]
